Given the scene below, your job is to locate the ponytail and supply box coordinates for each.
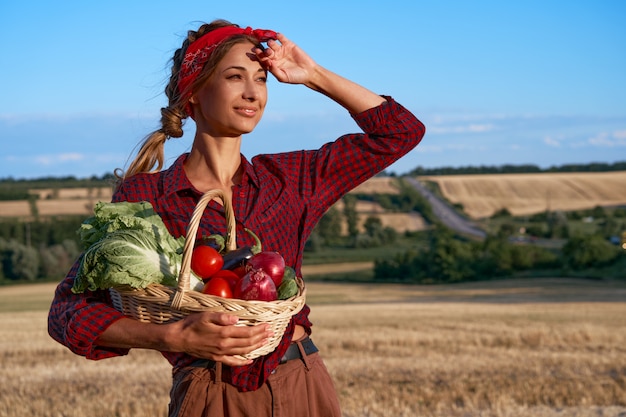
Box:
[115,105,186,183]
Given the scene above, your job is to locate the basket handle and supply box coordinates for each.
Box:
[171,189,237,309]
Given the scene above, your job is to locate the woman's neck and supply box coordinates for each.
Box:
[184,135,243,193]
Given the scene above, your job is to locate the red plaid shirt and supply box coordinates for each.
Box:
[48,96,425,391]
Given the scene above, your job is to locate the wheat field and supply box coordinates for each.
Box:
[332,199,427,233]
[419,171,626,219]
[1,278,625,417]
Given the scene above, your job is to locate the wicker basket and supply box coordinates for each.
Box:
[109,189,306,359]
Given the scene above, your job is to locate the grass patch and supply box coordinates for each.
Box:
[303,235,428,265]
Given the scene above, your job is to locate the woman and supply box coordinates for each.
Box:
[48,19,425,416]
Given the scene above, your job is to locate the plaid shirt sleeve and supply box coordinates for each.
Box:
[47,260,130,360]
[306,96,425,221]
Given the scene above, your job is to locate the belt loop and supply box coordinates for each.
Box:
[296,339,312,370]
[215,362,223,383]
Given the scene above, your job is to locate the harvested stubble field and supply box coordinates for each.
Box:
[1,278,625,417]
[420,171,626,219]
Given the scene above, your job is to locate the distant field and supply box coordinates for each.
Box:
[28,187,114,200]
[2,173,626,224]
[0,179,398,219]
[0,178,428,233]
[0,186,114,219]
[350,177,400,194]
[420,171,626,219]
[0,200,30,217]
[1,278,625,417]
[333,199,427,233]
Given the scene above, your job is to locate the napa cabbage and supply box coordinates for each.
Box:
[71,201,188,293]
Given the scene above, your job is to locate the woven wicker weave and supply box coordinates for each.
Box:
[109,189,306,359]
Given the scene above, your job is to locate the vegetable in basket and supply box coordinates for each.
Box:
[201,276,233,298]
[71,201,187,294]
[206,270,240,292]
[246,251,285,287]
[233,268,277,301]
[191,244,224,279]
[277,266,299,299]
[219,227,263,271]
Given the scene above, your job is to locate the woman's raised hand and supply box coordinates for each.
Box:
[254,33,317,85]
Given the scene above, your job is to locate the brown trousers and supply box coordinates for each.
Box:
[168,346,341,417]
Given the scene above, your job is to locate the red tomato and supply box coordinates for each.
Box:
[191,245,224,279]
[211,270,240,291]
[231,265,248,279]
[202,276,233,298]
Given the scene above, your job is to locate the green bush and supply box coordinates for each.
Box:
[562,234,621,269]
[0,238,39,281]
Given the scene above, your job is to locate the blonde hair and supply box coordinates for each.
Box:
[116,19,259,183]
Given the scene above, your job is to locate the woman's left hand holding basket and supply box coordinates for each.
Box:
[95,312,273,366]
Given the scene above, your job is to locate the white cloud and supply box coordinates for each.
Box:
[60,153,86,162]
[416,143,488,153]
[588,132,611,146]
[3,152,123,167]
[569,140,589,149]
[428,123,495,134]
[543,136,561,147]
[34,153,85,166]
[587,131,626,147]
[0,111,155,125]
[612,130,626,140]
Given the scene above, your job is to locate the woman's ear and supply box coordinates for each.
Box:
[189,95,197,104]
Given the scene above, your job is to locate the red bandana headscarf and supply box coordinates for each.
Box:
[178,25,278,115]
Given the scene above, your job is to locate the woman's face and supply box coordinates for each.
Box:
[190,41,268,137]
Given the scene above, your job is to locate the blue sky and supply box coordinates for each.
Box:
[1,1,625,179]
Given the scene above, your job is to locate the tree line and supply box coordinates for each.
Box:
[373,227,624,284]
[408,161,626,176]
[0,217,84,283]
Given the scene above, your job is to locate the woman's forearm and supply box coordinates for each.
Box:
[305,65,386,114]
[94,317,174,351]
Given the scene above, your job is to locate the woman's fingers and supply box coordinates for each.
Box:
[178,312,273,360]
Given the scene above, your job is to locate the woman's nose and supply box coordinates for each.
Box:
[243,79,261,101]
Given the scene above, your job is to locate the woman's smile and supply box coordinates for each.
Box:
[234,105,258,117]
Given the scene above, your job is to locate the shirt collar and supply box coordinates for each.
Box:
[240,154,259,189]
[162,154,193,197]
[162,153,259,197]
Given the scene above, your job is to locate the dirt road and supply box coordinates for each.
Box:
[404,177,487,239]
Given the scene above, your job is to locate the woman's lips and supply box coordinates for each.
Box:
[235,106,257,117]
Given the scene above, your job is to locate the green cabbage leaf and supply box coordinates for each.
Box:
[71,201,186,293]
